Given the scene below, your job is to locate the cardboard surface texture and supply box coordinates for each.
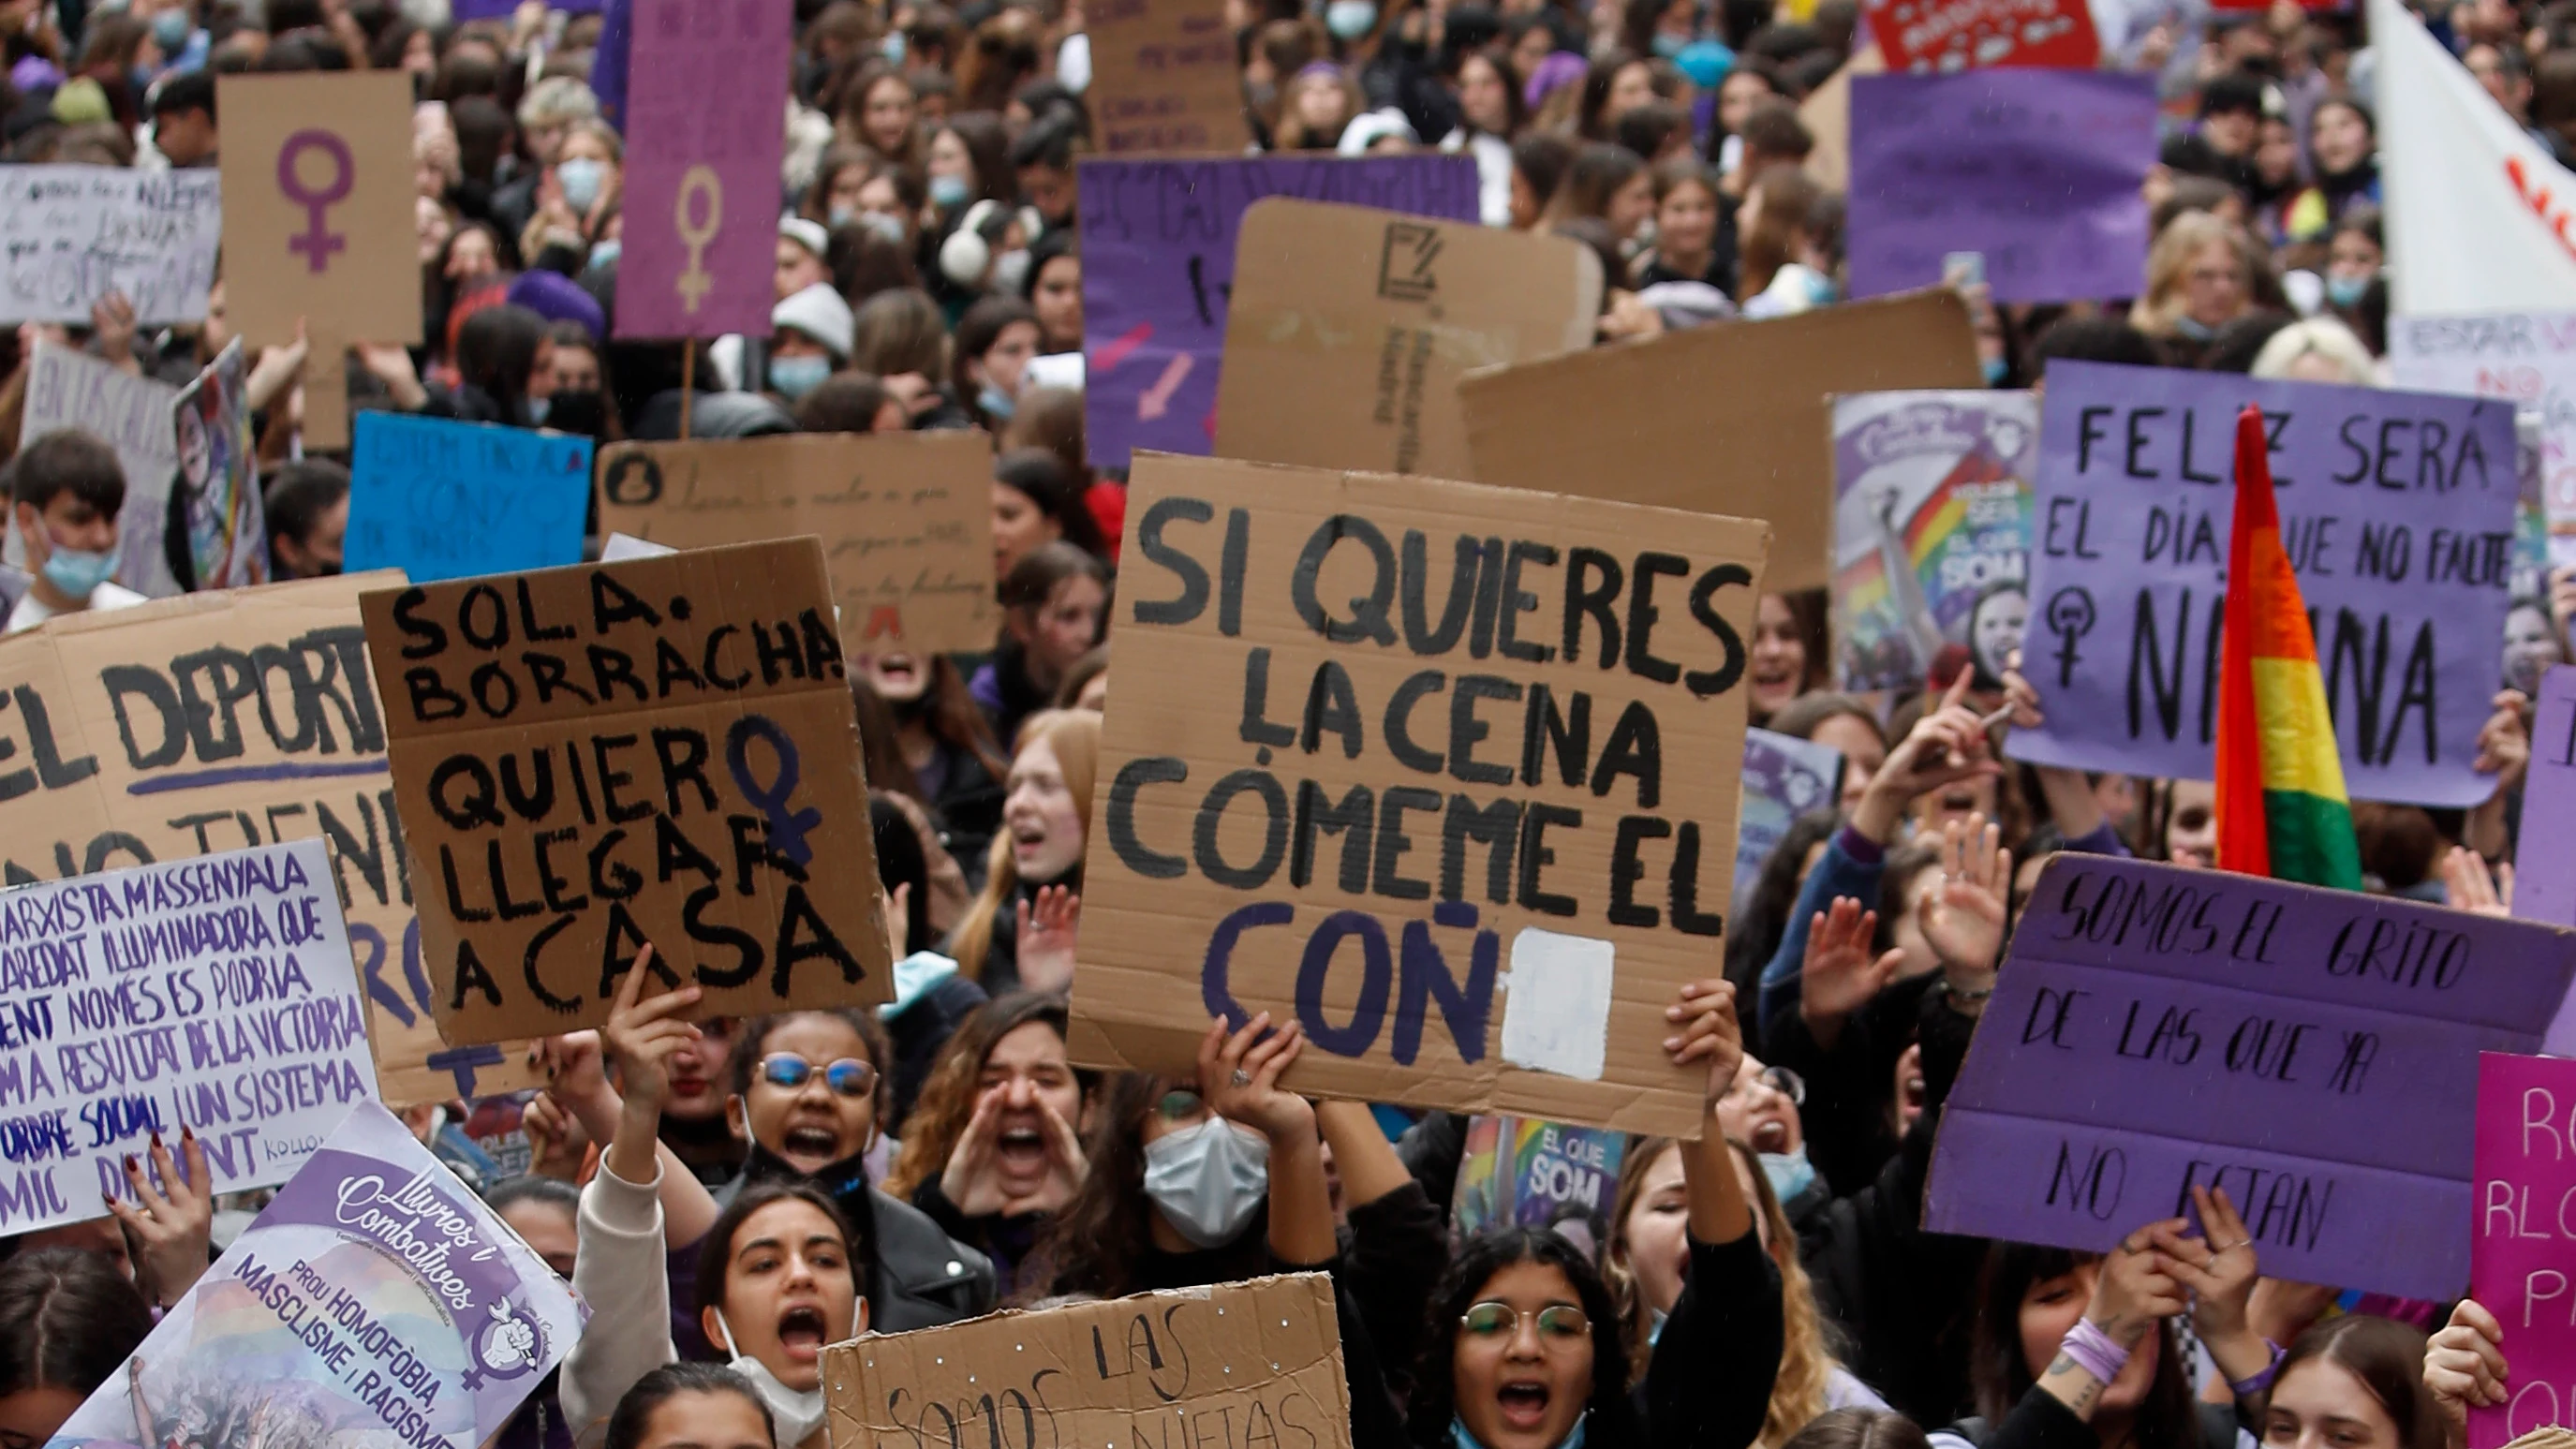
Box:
[361,540,890,1044]
[594,434,996,658]
[1458,290,1981,593]
[1216,200,1602,480]
[1066,453,1769,1136]
[824,1274,1352,1449]
[215,72,421,348]
[0,575,532,1107]
[1087,0,1249,155]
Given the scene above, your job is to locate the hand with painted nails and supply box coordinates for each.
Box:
[105,1127,215,1309]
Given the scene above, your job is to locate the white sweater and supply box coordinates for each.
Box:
[563,1161,678,1449]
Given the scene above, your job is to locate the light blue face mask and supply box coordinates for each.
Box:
[2171,313,2217,342]
[40,544,116,599]
[858,211,909,245]
[1761,1144,1819,1207]
[1453,1415,1589,1449]
[979,383,1017,421]
[1981,355,2009,386]
[588,238,621,270]
[772,354,833,400]
[1802,269,1837,307]
[2325,274,2371,308]
[526,395,552,425]
[929,173,971,209]
[881,31,907,62]
[1651,32,1689,57]
[152,9,191,51]
[1325,0,1378,39]
[555,156,606,213]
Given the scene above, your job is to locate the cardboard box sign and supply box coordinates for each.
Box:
[593,433,998,658]
[1087,0,1250,155]
[823,1273,1352,1449]
[358,539,890,1044]
[215,71,420,350]
[1215,200,1603,480]
[1458,290,1982,594]
[0,576,532,1108]
[1065,453,1769,1137]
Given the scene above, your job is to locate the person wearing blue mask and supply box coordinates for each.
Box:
[6,430,145,633]
[925,115,1010,215]
[766,284,855,403]
[950,295,1040,433]
[2320,211,2383,316]
[522,120,622,268]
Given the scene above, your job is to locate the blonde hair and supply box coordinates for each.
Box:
[2129,211,2255,337]
[947,709,1101,984]
[2249,317,2378,384]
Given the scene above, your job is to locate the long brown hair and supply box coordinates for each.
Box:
[1738,164,1824,303]
[883,992,1090,1199]
[1018,1073,1271,1303]
[2269,1318,2441,1449]
[948,709,1100,983]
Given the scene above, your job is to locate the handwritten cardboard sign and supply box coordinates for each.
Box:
[2473,1052,2576,1448]
[0,839,371,1237]
[1064,453,1769,1136]
[1860,0,2100,73]
[171,339,268,592]
[1080,155,1481,472]
[1458,290,1984,594]
[1216,200,1602,481]
[825,1273,1351,1449]
[0,578,528,1108]
[1736,728,1843,902]
[2391,311,2576,567]
[1847,72,2154,303]
[1087,0,1249,155]
[215,72,419,349]
[2008,361,2518,807]
[594,433,996,658]
[1451,1116,1631,1244]
[1923,854,2576,1300]
[0,166,219,325]
[615,0,792,339]
[360,540,890,1045]
[39,1100,585,1449]
[18,341,184,598]
[1831,389,2036,691]
[347,413,593,584]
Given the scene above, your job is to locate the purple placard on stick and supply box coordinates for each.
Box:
[40,1101,586,1449]
[1846,72,2154,304]
[2471,1052,2576,1449]
[1923,854,2576,1301]
[1079,155,1479,472]
[614,0,788,339]
[2008,360,2518,807]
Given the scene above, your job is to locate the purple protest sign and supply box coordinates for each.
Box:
[1080,155,1479,472]
[1846,72,2154,304]
[2514,666,2576,1049]
[1737,728,1844,901]
[2471,1053,2576,1448]
[2009,360,2518,807]
[40,1101,586,1449]
[1922,854,2576,1300]
[614,0,788,339]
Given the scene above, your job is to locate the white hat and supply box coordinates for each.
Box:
[778,216,829,260]
[1337,108,1419,156]
[773,282,854,360]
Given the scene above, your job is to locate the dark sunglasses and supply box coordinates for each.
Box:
[758,1054,877,1098]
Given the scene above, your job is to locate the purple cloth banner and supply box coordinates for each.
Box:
[1846,72,2154,304]
[40,1101,586,1449]
[614,0,788,339]
[2009,360,2518,807]
[452,0,604,17]
[2514,666,2576,1048]
[1079,155,1479,472]
[1923,854,2576,1301]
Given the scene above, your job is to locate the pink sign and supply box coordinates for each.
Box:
[614,0,790,339]
[2474,1051,2576,1449]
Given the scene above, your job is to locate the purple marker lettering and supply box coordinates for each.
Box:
[277,129,354,274]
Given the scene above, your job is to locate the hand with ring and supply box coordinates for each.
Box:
[2089,1215,2190,1349]
[1197,1013,1313,1147]
[2147,1184,2271,1386]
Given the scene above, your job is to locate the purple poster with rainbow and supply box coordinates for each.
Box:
[43,1101,585,1449]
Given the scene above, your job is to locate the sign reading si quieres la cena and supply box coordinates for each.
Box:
[1066,454,1770,1137]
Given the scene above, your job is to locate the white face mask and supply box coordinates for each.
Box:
[712,1307,848,1446]
[1142,1116,1270,1249]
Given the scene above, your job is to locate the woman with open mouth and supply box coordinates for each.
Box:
[850,650,1010,883]
[947,708,1097,995]
[1401,977,1782,1449]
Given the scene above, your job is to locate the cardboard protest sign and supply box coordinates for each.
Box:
[18,340,184,598]
[0,578,535,1107]
[1458,290,1984,594]
[1064,453,1769,1136]
[615,0,792,339]
[1860,0,2099,73]
[1847,73,2154,303]
[2008,361,2519,807]
[360,540,890,1045]
[1087,0,1249,155]
[0,839,370,1236]
[215,73,419,349]
[826,1273,1350,1449]
[0,166,220,325]
[1736,729,1843,902]
[1451,1116,1630,1248]
[1215,200,1603,481]
[2471,1052,2576,1447]
[170,339,268,592]
[1831,390,2036,691]
[40,1100,585,1449]
[1923,854,2576,1300]
[1080,155,1480,472]
[594,433,996,657]
[347,413,593,584]
[2391,311,2576,567]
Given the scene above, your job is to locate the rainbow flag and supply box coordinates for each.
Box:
[2214,405,2363,889]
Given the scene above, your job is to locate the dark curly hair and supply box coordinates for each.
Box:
[1405,1227,1640,1449]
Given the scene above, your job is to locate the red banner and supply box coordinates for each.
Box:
[1861,0,2100,72]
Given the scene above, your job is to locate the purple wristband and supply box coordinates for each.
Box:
[2060,1319,2132,1385]
[2228,1339,2288,1397]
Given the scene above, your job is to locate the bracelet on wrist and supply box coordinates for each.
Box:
[2227,1339,2288,1397]
[2059,1318,2132,1386]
